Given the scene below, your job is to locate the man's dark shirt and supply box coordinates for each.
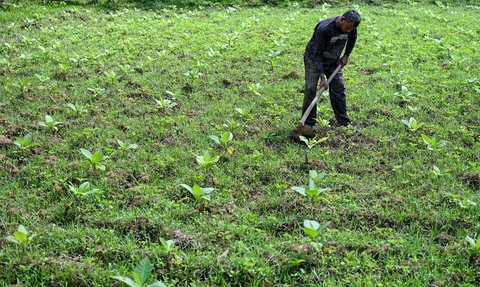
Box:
[305,16,357,74]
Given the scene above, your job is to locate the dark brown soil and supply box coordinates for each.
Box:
[0,119,25,137]
[283,70,301,79]
[463,173,479,189]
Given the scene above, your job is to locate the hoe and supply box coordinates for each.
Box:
[297,64,342,135]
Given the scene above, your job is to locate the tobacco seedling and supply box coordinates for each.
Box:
[444,192,477,209]
[302,220,328,240]
[81,148,109,171]
[235,108,251,116]
[116,140,138,151]
[209,132,233,147]
[308,170,326,184]
[159,238,175,254]
[299,135,328,164]
[316,118,331,128]
[104,70,119,84]
[402,117,424,132]
[180,184,214,201]
[431,165,447,177]
[195,150,219,170]
[14,134,39,150]
[291,171,330,202]
[155,97,177,115]
[394,85,414,104]
[68,181,102,199]
[5,225,36,249]
[39,115,63,132]
[465,236,480,256]
[67,103,87,115]
[248,83,262,96]
[112,257,166,287]
[421,134,448,151]
[223,119,241,131]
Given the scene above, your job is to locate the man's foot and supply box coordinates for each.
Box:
[297,124,315,138]
[329,117,351,128]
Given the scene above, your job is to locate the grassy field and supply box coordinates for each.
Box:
[0,1,479,286]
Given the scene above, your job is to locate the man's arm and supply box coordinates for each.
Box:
[339,28,357,67]
[344,28,357,57]
[311,26,328,75]
[311,26,329,88]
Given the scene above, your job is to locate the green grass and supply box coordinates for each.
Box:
[1,1,479,286]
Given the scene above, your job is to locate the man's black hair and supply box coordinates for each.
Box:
[343,10,361,27]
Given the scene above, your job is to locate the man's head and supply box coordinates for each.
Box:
[337,10,361,33]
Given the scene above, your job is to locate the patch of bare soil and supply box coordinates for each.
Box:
[127,91,152,99]
[323,130,379,150]
[368,108,394,118]
[0,135,13,146]
[435,233,455,244]
[0,119,25,137]
[291,243,313,253]
[283,70,301,79]
[95,216,167,241]
[463,173,479,189]
[171,229,201,250]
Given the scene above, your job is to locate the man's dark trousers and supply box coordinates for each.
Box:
[301,54,351,127]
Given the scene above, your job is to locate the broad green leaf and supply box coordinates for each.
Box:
[13,231,28,242]
[308,178,317,191]
[306,188,319,200]
[91,151,103,163]
[192,184,202,197]
[147,282,167,287]
[221,132,233,144]
[180,184,193,194]
[209,135,220,145]
[299,136,309,145]
[5,235,19,244]
[291,186,306,196]
[466,236,476,246]
[45,115,53,123]
[79,182,91,192]
[112,276,140,287]
[304,220,320,231]
[302,227,319,239]
[302,220,327,239]
[134,257,152,285]
[18,225,28,234]
[201,187,214,195]
[315,137,328,145]
[81,148,92,159]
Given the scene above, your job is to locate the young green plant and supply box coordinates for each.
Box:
[302,220,328,241]
[290,170,330,202]
[180,184,214,202]
[38,115,62,132]
[421,134,448,151]
[81,148,109,171]
[5,225,36,249]
[402,117,424,132]
[112,257,166,287]
[68,181,102,199]
[299,136,328,164]
[13,134,39,151]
